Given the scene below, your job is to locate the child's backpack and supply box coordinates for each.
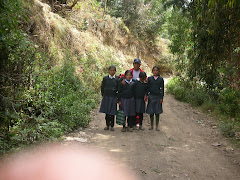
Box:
[116,110,125,125]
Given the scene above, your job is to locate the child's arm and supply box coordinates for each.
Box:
[119,76,126,86]
[161,78,164,99]
[144,82,149,102]
[101,77,105,96]
[144,95,148,102]
[145,78,150,96]
[117,80,122,105]
[160,78,164,103]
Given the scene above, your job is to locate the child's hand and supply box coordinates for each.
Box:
[144,95,148,102]
[160,99,163,104]
[121,79,126,85]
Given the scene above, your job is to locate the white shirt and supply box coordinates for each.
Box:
[133,69,140,81]
[125,79,133,84]
[109,75,116,79]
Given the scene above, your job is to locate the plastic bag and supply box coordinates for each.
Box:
[116,110,125,125]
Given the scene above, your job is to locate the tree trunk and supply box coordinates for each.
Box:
[104,0,107,13]
[237,36,240,90]
[103,0,107,16]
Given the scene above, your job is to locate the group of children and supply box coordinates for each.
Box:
[99,58,164,132]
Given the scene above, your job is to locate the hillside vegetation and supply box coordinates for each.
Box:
[164,0,240,143]
[0,0,166,154]
[1,0,239,154]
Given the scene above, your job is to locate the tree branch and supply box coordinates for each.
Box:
[68,0,80,9]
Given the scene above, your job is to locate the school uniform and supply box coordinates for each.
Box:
[99,75,119,127]
[146,76,164,115]
[120,68,144,79]
[135,81,148,126]
[135,81,148,113]
[118,79,136,127]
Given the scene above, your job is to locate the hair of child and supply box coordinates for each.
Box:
[109,65,116,71]
[152,66,160,75]
[124,70,132,76]
[139,71,147,79]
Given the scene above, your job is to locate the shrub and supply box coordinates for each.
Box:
[186,88,208,106]
[218,88,240,118]
[166,77,188,101]
[220,122,236,138]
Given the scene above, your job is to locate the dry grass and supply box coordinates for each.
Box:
[23,0,168,76]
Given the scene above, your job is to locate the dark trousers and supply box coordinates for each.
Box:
[134,113,143,126]
[123,116,135,128]
[105,114,114,127]
[138,113,143,126]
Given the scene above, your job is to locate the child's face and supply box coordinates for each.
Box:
[125,73,132,80]
[133,63,140,71]
[109,68,116,76]
[152,68,159,76]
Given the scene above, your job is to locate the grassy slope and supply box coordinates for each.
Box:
[24,0,159,75]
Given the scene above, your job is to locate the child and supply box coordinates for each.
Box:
[118,70,136,132]
[99,66,119,131]
[146,66,164,131]
[135,72,148,130]
[120,58,144,81]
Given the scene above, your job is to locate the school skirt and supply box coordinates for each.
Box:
[146,94,163,115]
[99,95,118,115]
[121,97,136,117]
[135,98,146,113]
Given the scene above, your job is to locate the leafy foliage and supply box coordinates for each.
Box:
[0,0,100,155]
[104,0,165,41]
[164,0,240,139]
[165,0,240,89]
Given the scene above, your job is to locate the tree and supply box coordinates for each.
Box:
[106,0,165,42]
[165,0,240,89]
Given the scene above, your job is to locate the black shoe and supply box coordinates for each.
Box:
[110,127,115,131]
[149,126,153,130]
[104,126,109,130]
[121,127,126,132]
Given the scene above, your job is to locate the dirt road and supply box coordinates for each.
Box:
[66,93,240,180]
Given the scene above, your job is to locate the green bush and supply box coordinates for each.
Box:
[187,88,209,106]
[0,52,100,155]
[218,88,240,118]
[201,101,216,113]
[166,77,189,101]
[0,0,100,153]
[48,60,98,130]
[220,122,236,138]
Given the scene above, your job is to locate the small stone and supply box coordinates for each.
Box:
[225,147,234,152]
[65,137,87,143]
[212,142,221,147]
